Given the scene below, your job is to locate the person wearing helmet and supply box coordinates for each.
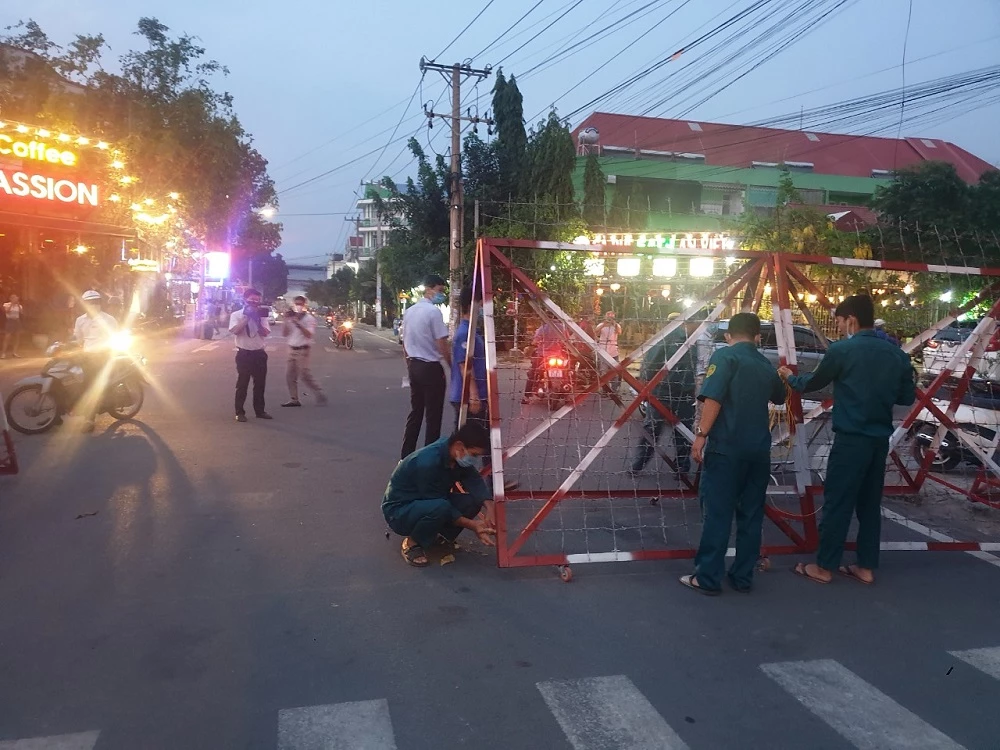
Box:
[73,290,119,432]
[74,290,118,351]
[873,318,900,347]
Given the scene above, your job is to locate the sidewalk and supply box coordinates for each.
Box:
[357,323,399,344]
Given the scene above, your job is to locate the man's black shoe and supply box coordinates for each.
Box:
[256,412,274,420]
[281,401,302,407]
[235,414,248,423]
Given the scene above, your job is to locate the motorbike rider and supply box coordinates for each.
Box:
[522,318,569,404]
[73,290,119,432]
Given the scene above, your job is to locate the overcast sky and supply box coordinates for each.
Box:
[10,0,1000,262]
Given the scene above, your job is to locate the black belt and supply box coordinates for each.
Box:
[290,345,310,350]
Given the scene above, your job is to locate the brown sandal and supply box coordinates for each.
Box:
[401,541,428,567]
[838,565,874,585]
[792,562,831,584]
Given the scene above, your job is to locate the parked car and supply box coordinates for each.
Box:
[708,320,834,400]
[922,323,999,381]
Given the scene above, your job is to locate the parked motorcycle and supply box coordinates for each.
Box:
[331,320,354,350]
[4,333,147,435]
[910,379,1000,471]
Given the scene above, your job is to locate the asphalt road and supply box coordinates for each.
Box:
[0,326,999,749]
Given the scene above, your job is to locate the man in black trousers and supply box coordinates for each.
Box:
[400,274,452,458]
[229,287,273,422]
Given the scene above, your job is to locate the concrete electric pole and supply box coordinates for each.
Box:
[419,58,492,332]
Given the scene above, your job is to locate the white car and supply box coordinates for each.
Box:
[922,325,999,381]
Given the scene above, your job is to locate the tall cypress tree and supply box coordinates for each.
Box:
[582,152,606,228]
[492,70,527,201]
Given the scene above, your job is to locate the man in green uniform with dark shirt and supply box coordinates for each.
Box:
[382,423,496,567]
[680,313,788,595]
[780,294,915,585]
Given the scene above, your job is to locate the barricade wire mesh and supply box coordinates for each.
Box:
[471,228,1000,570]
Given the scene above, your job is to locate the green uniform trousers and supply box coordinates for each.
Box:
[693,451,771,592]
[385,492,484,549]
[818,433,890,572]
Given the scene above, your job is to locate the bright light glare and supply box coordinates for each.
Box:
[343,321,353,329]
[682,298,694,308]
[652,258,676,277]
[689,258,715,277]
[939,291,953,303]
[108,331,133,352]
[260,206,277,219]
[616,258,641,277]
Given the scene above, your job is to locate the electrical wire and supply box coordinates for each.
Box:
[472,0,548,60]
[893,0,915,170]
[435,0,497,61]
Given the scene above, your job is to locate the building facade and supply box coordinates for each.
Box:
[572,113,995,232]
[352,182,406,261]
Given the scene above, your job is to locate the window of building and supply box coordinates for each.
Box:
[687,122,703,132]
[805,132,820,142]
[920,139,937,149]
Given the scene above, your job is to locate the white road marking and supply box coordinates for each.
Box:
[0,731,100,750]
[277,700,397,750]
[537,675,690,750]
[949,647,1000,680]
[191,343,219,353]
[881,507,1000,569]
[761,659,966,750]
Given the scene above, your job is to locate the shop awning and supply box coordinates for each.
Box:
[0,210,137,239]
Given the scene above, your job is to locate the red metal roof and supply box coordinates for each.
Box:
[573,113,995,184]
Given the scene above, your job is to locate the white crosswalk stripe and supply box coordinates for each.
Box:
[761,659,966,749]
[277,700,397,750]
[949,646,1000,680]
[0,731,100,750]
[191,343,219,353]
[537,675,691,750]
[5,648,998,748]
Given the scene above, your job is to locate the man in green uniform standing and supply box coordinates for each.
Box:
[780,294,915,585]
[631,313,698,476]
[382,423,496,567]
[680,313,788,595]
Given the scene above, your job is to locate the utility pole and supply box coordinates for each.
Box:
[376,222,383,330]
[419,58,492,333]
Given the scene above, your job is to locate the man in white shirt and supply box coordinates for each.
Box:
[73,290,119,432]
[229,287,272,422]
[400,273,452,459]
[595,310,623,394]
[74,290,118,351]
[282,295,327,408]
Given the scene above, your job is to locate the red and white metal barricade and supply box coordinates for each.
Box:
[471,237,1000,576]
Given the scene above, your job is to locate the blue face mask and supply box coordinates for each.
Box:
[456,453,481,469]
[432,292,447,305]
[477,308,484,321]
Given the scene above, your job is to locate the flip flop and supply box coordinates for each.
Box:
[678,574,721,596]
[792,562,831,584]
[838,565,875,585]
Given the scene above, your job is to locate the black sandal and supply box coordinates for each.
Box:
[401,542,429,567]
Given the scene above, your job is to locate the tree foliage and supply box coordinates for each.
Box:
[0,17,282,282]
[582,153,606,228]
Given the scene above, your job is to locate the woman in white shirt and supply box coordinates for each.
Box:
[2,294,23,359]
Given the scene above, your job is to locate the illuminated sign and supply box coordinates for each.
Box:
[127,259,160,273]
[0,135,77,166]
[574,232,738,252]
[0,169,99,206]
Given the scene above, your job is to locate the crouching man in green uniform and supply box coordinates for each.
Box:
[382,423,496,567]
[680,313,787,595]
[780,294,915,586]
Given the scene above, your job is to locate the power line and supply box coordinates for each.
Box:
[893,0,915,170]
[472,0,548,60]
[435,0,497,60]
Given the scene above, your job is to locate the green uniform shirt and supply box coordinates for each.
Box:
[641,328,696,403]
[381,438,490,519]
[786,329,916,438]
[699,341,787,458]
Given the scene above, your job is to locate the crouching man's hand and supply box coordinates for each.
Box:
[457,516,496,546]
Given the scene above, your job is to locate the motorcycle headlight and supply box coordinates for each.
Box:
[108,331,133,352]
[343,321,353,329]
